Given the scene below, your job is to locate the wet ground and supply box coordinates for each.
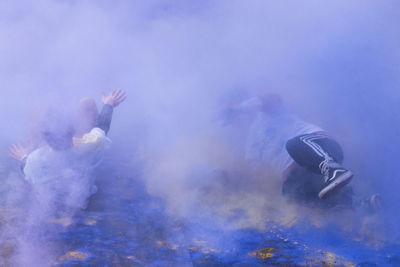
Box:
[53,173,400,267]
[1,158,399,267]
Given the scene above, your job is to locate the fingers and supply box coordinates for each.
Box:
[111,89,122,98]
[119,95,127,103]
[9,149,16,158]
[13,142,23,152]
[102,89,127,107]
[9,151,19,160]
[9,153,18,160]
[9,144,18,154]
[8,142,29,161]
[107,89,125,98]
[116,91,126,102]
[8,144,20,160]
[114,92,127,106]
[112,89,122,98]
[109,90,127,106]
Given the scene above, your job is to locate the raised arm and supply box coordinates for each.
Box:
[96,90,126,135]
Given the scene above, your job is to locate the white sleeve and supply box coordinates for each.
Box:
[73,127,111,152]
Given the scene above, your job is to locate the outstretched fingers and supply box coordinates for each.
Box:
[116,91,126,101]
[8,142,29,161]
[9,144,19,160]
[9,143,19,153]
[112,90,127,106]
[102,89,127,107]
[111,89,122,98]
[116,95,127,106]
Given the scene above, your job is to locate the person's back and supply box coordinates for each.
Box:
[243,95,323,176]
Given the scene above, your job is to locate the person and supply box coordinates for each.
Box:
[9,89,126,184]
[7,89,126,233]
[223,93,354,205]
[6,90,125,265]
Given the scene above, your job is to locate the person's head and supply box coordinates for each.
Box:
[41,110,75,151]
[258,93,283,114]
[75,97,99,136]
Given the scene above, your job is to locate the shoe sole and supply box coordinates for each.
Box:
[318,171,353,199]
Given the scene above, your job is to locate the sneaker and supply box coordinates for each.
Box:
[318,166,353,199]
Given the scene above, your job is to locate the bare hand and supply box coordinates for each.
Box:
[102,90,127,108]
[9,142,29,162]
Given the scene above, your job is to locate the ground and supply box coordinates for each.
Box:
[53,174,399,267]
[1,163,399,266]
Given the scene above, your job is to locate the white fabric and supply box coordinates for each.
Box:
[24,127,111,185]
[24,146,74,184]
[244,98,323,175]
[72,127,112,168]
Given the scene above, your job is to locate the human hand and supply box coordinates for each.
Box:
[102,90,127,108]
[9,142,29,162]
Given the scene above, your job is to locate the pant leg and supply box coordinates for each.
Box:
[286,133,344,174]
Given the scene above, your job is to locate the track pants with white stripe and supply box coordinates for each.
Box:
[286,133,344,174]
[283,133,352,205]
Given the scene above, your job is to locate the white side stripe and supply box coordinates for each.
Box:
[299,134,331,159]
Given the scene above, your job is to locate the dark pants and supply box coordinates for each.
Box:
[286,133,344,174]
[283,133,352,206]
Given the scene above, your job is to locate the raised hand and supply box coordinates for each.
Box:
[101,90,127,108]
[9,142,29,162]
